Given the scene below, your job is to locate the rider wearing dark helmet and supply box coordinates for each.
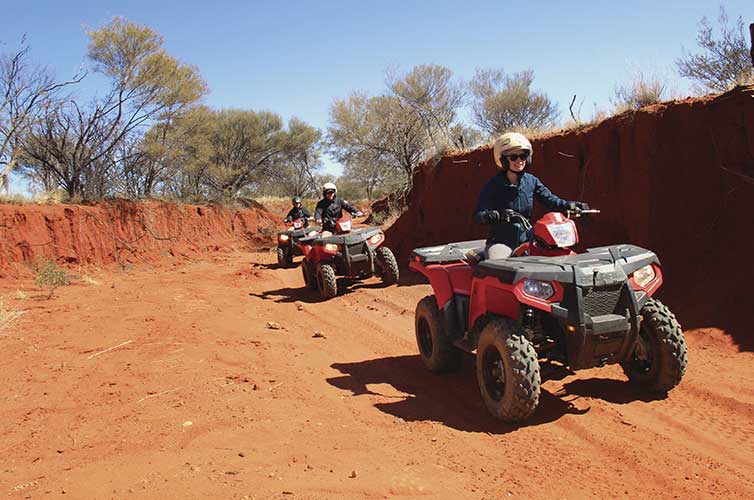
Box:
[473,132,589,259]
[284,196,311,227]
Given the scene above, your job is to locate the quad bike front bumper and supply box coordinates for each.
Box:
[476,243,661,370]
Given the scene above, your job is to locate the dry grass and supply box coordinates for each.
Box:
[81,275,101,286]
[0,193,31,204]
[0,189,70,205]
[0,299,24,335]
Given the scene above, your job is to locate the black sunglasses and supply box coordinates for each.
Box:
[505,153,530,161]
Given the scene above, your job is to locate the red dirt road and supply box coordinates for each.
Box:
[2,251,753,499]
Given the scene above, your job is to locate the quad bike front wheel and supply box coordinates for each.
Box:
[621,298,687,393]
[415,295,463,372]
[476,318,541,422]
[317,263,338,299]
[276,247,286,267]
[301,262,317,290]
[376,246,399,285]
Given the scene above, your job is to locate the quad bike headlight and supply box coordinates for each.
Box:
[368,233,384,245]
[337,219,352,232]
[278,234,290,243]
[633,264,656,288]
[323,243,339,253]
[546,221,577,248]
[522,279,555,300]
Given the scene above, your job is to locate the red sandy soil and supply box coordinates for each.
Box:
[0,200,282,279]
[2,250,753,500]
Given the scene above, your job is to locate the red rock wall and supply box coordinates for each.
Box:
[0,200,282,277]
[387,86,754,349]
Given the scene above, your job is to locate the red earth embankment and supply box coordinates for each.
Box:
[386,85,754,350]
[0,199,281,277]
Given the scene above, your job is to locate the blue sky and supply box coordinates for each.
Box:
[3,0,753,193]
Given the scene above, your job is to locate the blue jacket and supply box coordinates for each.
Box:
[473,172,573,248]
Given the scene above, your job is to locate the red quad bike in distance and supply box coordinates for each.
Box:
[299,217,399,299]
[409,208,688,423]
[276,218,320,267]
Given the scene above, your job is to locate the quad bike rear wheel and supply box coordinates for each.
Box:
[415,295,463,372]
[301,262,317,290]
[476,318,541,422]
[621,298,687,393]
[376,246,399,285]
[317,263,338,299]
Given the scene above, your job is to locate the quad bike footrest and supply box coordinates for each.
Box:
[586,313,629,334]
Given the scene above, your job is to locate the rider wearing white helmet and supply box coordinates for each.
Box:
[315,182,362,236]
[474,132,588,259]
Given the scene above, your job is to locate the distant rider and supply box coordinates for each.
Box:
[315,182,362,236]
[284,196,311,227]
[473,132,588,259]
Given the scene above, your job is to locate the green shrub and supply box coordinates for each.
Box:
[32,258,70,299]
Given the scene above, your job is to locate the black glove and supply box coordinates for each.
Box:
[483,210,501,223]
[502,209,516,222]
[569,201,589,212]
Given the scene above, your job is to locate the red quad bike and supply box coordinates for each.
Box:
[276,218,320,267]
[409,208,687,423]
[299,217,399,299]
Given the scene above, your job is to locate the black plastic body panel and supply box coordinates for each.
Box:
[304,227,384,277]
[474,244,659,285]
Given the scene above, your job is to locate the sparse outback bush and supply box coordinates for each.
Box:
[613,72,668,110]
[32,258,70,299]
[676,6,754,93]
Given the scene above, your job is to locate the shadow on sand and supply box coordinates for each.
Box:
[251,276,396,304]
[328,354,667,434]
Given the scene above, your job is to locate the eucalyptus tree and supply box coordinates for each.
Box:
[0,38,82,192]
[21,17,206,198]
[470,68,559,136]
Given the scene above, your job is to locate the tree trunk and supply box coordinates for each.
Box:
[750,23,754,71]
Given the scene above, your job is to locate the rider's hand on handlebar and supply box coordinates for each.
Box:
[569,201,590,212]
[483,210,501,223]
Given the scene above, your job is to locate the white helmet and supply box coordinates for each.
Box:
[322,182,337,196]
[493,132,533,169]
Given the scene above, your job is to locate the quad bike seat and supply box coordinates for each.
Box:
[312,226,383,246]
[411,240,487,264]
[279,225,321,241]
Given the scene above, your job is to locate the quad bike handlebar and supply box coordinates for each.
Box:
[484,207,600,227]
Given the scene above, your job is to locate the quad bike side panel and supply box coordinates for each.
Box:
[467,276,567,331]
[409,261,473,310]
